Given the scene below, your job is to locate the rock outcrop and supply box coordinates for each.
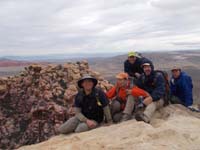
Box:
[0,61,113,149]
[19,104,200,150]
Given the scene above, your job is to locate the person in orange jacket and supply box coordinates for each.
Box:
[106,72,149,122]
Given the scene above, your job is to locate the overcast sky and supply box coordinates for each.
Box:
[0,0,200,56]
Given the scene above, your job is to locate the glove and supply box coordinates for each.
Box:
[137,96,145,109]
[137,102,145,109]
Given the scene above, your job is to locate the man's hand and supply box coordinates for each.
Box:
[126,89,132,95]
[86,119,97,128]
[134,73,141,78]
[143,96,153,106]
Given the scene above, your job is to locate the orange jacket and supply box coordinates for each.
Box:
[106,85,148,110]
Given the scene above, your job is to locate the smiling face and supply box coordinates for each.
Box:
[172,69,181,79]
[143,65,152,76]
[81,79,94,91]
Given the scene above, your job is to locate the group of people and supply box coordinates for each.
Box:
[58,51,194,134]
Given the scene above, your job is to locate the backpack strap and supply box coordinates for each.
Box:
[94,88,103,107]
[154,70,170,106]
[154,71,170,92]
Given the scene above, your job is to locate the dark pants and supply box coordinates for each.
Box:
[170,96,182,105]
[110,100,123,123]
[110,95,135,122]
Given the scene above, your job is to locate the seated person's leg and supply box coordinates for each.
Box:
[75,123,89,133]
[170,96,182,104]
[121,95,135,121]
[110,100,121,115]
[58,116,79,134]
[113,112,123,123]
[75,120,98,133]
[136,99,164,123]
[110,100,122,123]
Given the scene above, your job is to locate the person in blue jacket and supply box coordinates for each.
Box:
[170,66,193,107]
[135,61,166,123]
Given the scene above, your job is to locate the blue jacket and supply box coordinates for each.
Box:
[136,71,166,101]
[170,72,193,107]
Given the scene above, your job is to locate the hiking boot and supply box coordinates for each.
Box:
[135,113,150,123]
[121,113,132,122]
[113,112,123,123]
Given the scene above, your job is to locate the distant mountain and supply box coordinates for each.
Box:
[0,59,32,67]
[0,52,125,61]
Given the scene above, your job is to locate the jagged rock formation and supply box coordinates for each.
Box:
[0,61,113,149]
[19,104,200,150]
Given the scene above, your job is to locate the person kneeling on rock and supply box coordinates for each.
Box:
[58,75,112,134]
[106,72,149,122]
[135,62,166,123]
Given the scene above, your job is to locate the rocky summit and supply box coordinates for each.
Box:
[0,61,112,149]
[19,104,200,150]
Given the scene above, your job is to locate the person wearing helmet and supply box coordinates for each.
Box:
[135,62,165,123]
[58,74,112,134]
[170,66,193,107]
[106,72,149,122]
[124,51,153,80]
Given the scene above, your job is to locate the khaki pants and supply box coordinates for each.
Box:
[123,95,135,115]
[58,116,98,134]
[143,99,164,122]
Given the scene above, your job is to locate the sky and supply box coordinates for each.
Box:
[0,0,200,56]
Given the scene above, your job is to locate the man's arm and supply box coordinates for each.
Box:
[181,76,193,107]
[74,94,88,122]
[151,74,165,101]
[124,60,129,73]
[130,86,149,97]
[99,89,113,123]
[75,107,88,122]
[106,86,117,100]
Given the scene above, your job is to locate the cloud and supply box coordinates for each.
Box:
[0,0,200,55]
